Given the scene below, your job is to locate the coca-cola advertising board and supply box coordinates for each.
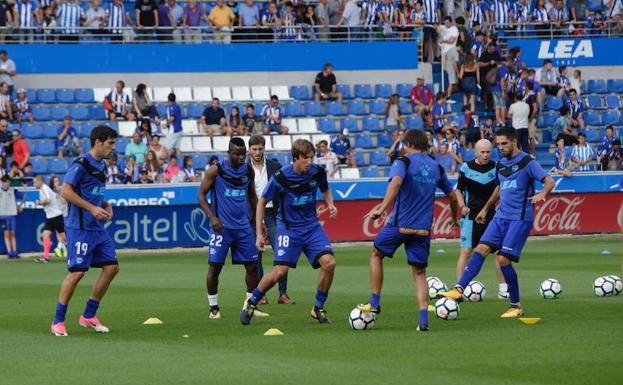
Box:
[317,193,623,241]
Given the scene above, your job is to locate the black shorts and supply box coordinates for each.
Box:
[460,215,493,249]
[543,85,560,96]
[43,215,65,233]
[423,26,437,41]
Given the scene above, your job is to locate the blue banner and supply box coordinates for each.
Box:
[507,38,620,67]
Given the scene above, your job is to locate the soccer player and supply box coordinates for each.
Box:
[198,137,267,319]
[241,139,338,325]
[455,139,508,299]
[0,174,25,259]
[51,125,119,337]
[440,127,556,317]
[34,175,67,263]
[357,130,459,331]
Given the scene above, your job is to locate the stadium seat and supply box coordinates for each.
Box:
[375,84,392,98]
[213,136,230,151]
[33,140,56,156]
[79,139,91,153]
[22,123,43,139]
[187,103,204,119]
[355,151,369,166]
[253,102,265,114]
[272,135,292,150]
[348,100,366,115]
[191,154,208,170]
[37,88,56,103]
[588,79,606,94]
[607,79,623,94]
[251,86,270,101]
[396,83,413,99]
[585,95,604,109]
[284,102,304,117]
[602,111,619,125]
[399,100,410,114]
[155,103,167,118]
[281,118,297,132]
[75,88,94,103]
[545,96,563,111]
[337,84,352,99]
[178,136,193,153]
[56,88,75,103]
[311,134,331,145]
[605,95,620,109]
[271,152,290,166]
[93,87,111,102]
[24,88,37,102]
[297,118,318,133]
[292,134,311,143]
[377,134,393,148]
[543,112,558,127]
[172,87,193,102]
[115,138,129,153]
[231,86,251,101]
[326,101,345,116]
[340,168,360,179]
[340,117,359,132]
[463,148,476,162]
[41,122,60,139]
[588,0,604,10]
[354,84,373,99]
[69,105,89,121]
[583,111,601,126]
[181,119,198,134]
[31,158,48,174]
[210,86,231,102]
[193,87,212,101]
[405,115,424,130]
[360,167,380,178]
[193,136,212,151]
[362,117,381,132]
[271,85,291,101]
[48,158,67,174]
[370,150,389,166]
[118,121,136,137]
[32,105,51,121]
[151,87,171,102]
[355,133,374,149]
[50,106,67,121]
[88,105,107,120]
[585,128,600,142]
[76,124,92,138]
[290,85,311,100]
[304,101,323,116]
[542,129,553,144]
[369,100,386,115]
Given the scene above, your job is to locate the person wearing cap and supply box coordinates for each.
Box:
[57,116,82,158]
[314,63,343,102]
[14,88,33,125]
[330,128,356,167]
[134,166,155,184]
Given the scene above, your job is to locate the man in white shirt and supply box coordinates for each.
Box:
[34,175,67,263]
[85,0,107,35]
[315,140,339,179]
[437,16,459,55]
[0,50,16,96]
[335,0,362,41]
[508,92,531,153]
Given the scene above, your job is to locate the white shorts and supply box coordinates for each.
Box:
[166,131,183,150]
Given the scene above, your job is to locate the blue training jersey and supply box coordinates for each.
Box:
[495,152,549,222]
[262,163,328,228]
[388,152,453,230]
[210,160,254,229]
[64,153,107,231]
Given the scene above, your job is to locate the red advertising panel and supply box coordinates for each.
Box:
[317,193,623,241]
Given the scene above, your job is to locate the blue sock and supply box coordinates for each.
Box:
[370,293,381,308]
[457,252,486,288]
[249,288,263,305]
[500,264,520,305]
[83,299,100,319]
[314,289,328,309]
[54,302,68,324]
[419,309,428,327]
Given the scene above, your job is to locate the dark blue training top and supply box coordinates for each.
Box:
[64,153,107,231]
[210,160,254,229]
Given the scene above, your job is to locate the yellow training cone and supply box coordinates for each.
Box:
[263,328,284,336]
[519,317,541,325]
[143,317,164,325]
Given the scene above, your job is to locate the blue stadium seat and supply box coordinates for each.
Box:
[375,84,392,98]
[75,88,94,103]
[602,111,619,125]
[50,106,68,121]
[48,158,68,174]
[543,112,558,127]
[290,85,311,100]
[377,134,393,148]
[116,138,129,153]
[405,115,424,130]
[326,101,345,116]
[32,105,51,121]
[360,167,380,178]
[545,96,563,111]
[187,103,204,119]
[24,88,37,102]
[396,83,413,99]
[223,103,238,116]
[337,84,352,99]
[88,105,107,120]
[80,139,91,153]
[585,128,600,142]
[354,84,373,99]
[588,79,606,94]
[463,148,476,162]
[542,130,553,144]
[22,123,43,139]
[253,102,265,114]
[34,140,56,156]
[56,88,75,103]
[370,150,389,166]
[191,154,208,170]
[355,133,374,149]
[354,151,369,166]
[585,95,604,109]
[348,100,366,115]
[75,124,91,138]
[269,152,289,166]
[41,122,60,139]
[588,0,604,11]
[155,104,167,117]
[37,88,56,103]
[304,101,323,116]
[340,117,359,132]
[583,111,601,126]
[318,118,336,133]
[284,102,304,117]
[69,105,89,121]
[607,79,623,94]
[605,95,620,109]
[369,100,385,115]
[31,158,48,174]
[449,114,465,128]
[362,117,382,132]
[399,100,410,114]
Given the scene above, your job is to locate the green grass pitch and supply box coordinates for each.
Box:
[1,236,622,385]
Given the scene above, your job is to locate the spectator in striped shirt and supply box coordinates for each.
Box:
[565,88,584,129]
[532,0,550,37]
[281,1,298,40]
[56,0,85,42]
[14,89,33,125]
[260,2,281,42]
[106,154,124,184]
[261,95,288,135]
[466,0,485,27]
[432,92,449,136]
[599,139,622,171]
[16,0,37,44]
[422,0,442,62]
[598,125,616,155]
[570,132,595,171]
[105,0,131,42]
[548,0,568,36]
[106,80,135,121]
[0,82,12,121]
[361,0,380,40]
[553,136,573,177]
[512,0,531,35]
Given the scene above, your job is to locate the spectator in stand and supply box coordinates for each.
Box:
[570,132,595,171]
[136,118,153,144]
[85,0,107,36]
[470,31,484,60]
[432,92,449,137]
[422,0,441,62]
[0,2,14,44]
[459,53,479,112]
[0,173,25,259]
[133,83,159,121]
[0,51,16,96]
[478,42,501,114]
[242,104,258,135]
[527,68,545,109]
[570,69,582,95]
[106,0,131,43]
[376,0,396,37]
[13,88,33,125]
[481,116,495,142]
[466,0,485,28]
[200,97,227,137]
[16,0,36,44]
[554,106,577,145]
[126,131,148,164]
[106,80,135,121]
[41,6,58,43]
[385,94,405,141]
[598,125,616,155]
[22,162,35,186]
[280,1,298,41]
[149,134,169,163]
[553,136,573,177]
[532,0,550,37]
[261,95,288,135]
[56,0,85,43]
[7,161,24,186]
[411,76,434,119]
[156,0,174,41]
[394,0,414,41]
[238,0,260,41]
[508,92,530,153]
[0,119,11,156]
[227,105,244,135]
[183,0,203,43]
[0,155,5,176]
[603,0,622,24]
[124,155,138,184]
[444,43,460,100]
[566,88,584,130]
[335,0,361,41]
[164,154,181,182]
[490,57,508,127]
[315,0,330,41]
[315,140,340,179]
[330,128,356,167]
[302,5,318,41]
[548,0,568,37]
[315,63,343,102]
[435,143,457,175]
[538,59,559,96]
[106,154,124,184]
[57,116,82,158]
[512,0,532,35]
[164,92,183,156]
[387,128,405,163]
[135,0,159,41]
[426,130,438,154]
[455,16,470,53]
[135,166,155,184]
[524,82,539,156]
[437,16,459,91]
[182,155,196,182]
[11,130,29,169]
[488,0,511,30]
[168,0,184,43]
[599,139,622,171]
[142,150,162,182]
[461,106,481,148]
[207,0,235,44]
[589,11,608,36]
[569,0,589,23]
[0,81,12,121]
[260,2,281,41]
[556,66,570,98]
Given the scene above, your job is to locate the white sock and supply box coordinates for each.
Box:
[207,294,218,307]
[246,292,252,301]
[57,242,66,250]
[499,283,508,293]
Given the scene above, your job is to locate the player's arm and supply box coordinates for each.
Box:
[102,200,113,219]
[255,196,268,250]
[370,175,403,219]
[321,186,338,219]
[445,190,460,228]
[197,165,223,233]
[61,183,111,221]
[476,185,499,224]
[531,175,556,203]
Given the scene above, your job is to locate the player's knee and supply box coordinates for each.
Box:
[68,271,85,283]
[496,254,512,266]
[475,244,491,256]
[320,255,336,272]
[273,266,289,280]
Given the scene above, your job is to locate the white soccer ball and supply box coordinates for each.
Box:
[463,281,486,302]
[348,308,376,330]
[434,298,460,320]
[594,276,615,297]
[427,276,448,300]
[540,278,562,299]
[607,275,623,296]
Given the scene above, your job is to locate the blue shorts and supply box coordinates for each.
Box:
[479,217,532,261]
[0,216,16,232]
[268,123,282,133]
[273,222,333,269]
[492,91,505,108]
[66,228,117,272]
[460,216,492,249]
[374,225,431,267]
[208,226,259,265]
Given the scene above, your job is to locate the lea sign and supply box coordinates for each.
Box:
[507,38,622,67]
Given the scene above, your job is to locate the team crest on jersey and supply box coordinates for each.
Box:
[488,172,495,178]
[511,165,519,172]
[277,250,285,256]
[420,165,430,176]
[309,180,318,188]
[241,176,248,183]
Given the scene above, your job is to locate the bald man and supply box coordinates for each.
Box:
[455,139,508,299]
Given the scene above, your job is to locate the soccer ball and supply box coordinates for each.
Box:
[463,281,486,302]
[434,298,460,320]
[593,276,615,297]
[427,276,448,300]
[607,275,623,295]
[540,278,562,299]
[348,308,376,330]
